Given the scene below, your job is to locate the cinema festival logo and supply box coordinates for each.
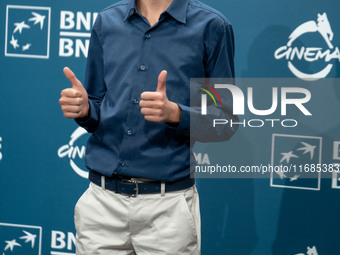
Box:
[58,127,90,179]
[295,245,319,255]
[274,13,340,81]
[5,5,51,59]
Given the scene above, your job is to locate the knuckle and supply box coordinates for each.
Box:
[76,98,82,105]
[156,93,163,99]
[61,90,68,97]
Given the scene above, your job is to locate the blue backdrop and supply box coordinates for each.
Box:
[0,0,339,254]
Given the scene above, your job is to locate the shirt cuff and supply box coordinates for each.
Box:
[75,100,99,132]
[166,103,190,137]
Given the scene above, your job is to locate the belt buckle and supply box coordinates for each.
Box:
[124,179,139,197]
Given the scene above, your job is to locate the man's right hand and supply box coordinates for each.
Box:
[59,67,89,119]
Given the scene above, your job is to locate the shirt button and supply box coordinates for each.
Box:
[127,130,132,135]
[140,65,146,71]
[145,34,151,39]
[120,160,125,166]
[133,98,139,104]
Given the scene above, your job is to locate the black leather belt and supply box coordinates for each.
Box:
[89,171,195,197]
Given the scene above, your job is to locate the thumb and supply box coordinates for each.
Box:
[156,70,167,93]
[63,67,83,90]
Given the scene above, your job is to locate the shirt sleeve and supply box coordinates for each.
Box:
[75,15,106,133]
[170,18,238,142]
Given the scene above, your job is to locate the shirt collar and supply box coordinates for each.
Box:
[124,0,138,22]
[124,0,189,24]
[164,0,189,24]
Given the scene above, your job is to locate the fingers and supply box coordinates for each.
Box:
[62,111,83,119]
[156,70,167,93]
[59,92,83,105]
[143,115,163,123]
[60,104,83,113]
[60,67,89,119]
[60,88,82,98]
[63,67,83,90]
[139,93,165,122]
[140,91,164,101]
[59,88,84,119]
[139,101,165,109]
[140,92,165,108]
[139,70,172,123]
[140,107,162,116]
[59,103,83,118]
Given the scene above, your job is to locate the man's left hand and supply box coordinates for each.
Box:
[140,70,181,123]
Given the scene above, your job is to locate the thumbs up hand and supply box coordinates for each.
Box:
[59,67,89,119]
[140,70,181,123]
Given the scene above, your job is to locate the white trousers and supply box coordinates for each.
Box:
[74,182,201,255]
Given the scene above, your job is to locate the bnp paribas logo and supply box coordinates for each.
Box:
[5,5,51,59]
[0,222,42,255]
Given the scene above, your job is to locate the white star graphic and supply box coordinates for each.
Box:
[10,35,19,49]
[280,151,299,163]
[28,12,46,30]
[22,43,31,51]
[276,170,287,179]
[297,141,316,160]
[13,21,30,34]
[4,239,21,251]
[20,230,37,248]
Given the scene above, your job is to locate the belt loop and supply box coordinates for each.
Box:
[101,175,106,190]
[161,182,165,196]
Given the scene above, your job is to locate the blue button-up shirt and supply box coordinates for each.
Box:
[77,0,237,181]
